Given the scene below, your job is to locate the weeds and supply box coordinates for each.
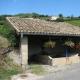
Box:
[0,56,23,80]
[4,57,13,62]
[29,64,46,75]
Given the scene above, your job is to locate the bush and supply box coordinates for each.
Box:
[0,35,9,48]
[0,20,17,47]
[4,57,13,62]
[56,18,64,22]
[0,21,5,25]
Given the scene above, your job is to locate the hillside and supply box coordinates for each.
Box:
[65,20,80,27]
[14,13,50,20]
[0,15,23,80]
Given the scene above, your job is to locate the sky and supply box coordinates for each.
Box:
[0,0,80,17]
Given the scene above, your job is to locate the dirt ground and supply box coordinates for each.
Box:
[11,73,44,80]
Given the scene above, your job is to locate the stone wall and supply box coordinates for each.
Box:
[34,54,80,66]
[52,56,80,66]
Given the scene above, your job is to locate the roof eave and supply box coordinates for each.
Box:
[20,32,80,37]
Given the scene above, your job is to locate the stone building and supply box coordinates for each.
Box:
[6,17,80,67]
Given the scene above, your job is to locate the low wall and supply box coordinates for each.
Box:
[35,55,80,66]
[52,56,80,66]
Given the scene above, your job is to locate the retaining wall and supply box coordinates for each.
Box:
[35,55,80,66]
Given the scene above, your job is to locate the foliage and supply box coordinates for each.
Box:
[4,57,13,62]
[14,13,50,20]
[78,16,80,18]
[65,20,80,27]
[76,42,80,49]
[56,18,64,22]
[32,12,39,18]
[0,68,19,79]
[67,16,70,18]
[0,15,18,47]
[0,56,23,80]
[64,40,75,48]
[0,26,16,47]
[0,15,12,21]
[59,14,63,18]
[71,14,74,19]
[0,21,6,25]
[14,13,32,18]
[43,40,56,48]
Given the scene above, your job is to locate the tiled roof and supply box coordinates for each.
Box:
[6,17,80,36]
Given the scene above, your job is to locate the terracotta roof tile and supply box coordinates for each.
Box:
[6,17,80,36]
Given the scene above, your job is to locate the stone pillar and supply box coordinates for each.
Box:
[21,36,28,68]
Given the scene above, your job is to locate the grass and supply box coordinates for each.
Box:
[65,20,80,27]
[0,67,19,79]
[0,56,24,80]
[29,64,46,75]
[4,57,13,62]
[0,35,23,80]
[40,17,50,20]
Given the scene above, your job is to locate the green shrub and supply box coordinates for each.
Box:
[56,18,64,22]
[0,21,5,25]
[0,21,17,47]
[4,57,13,62]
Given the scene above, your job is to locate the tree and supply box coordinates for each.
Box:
[78,16,80,18]
[71,14,74,19]
[56,14,64,22]
[32,13,39,18]
[39,15,45,17]
[59,14,63,18]
[45,15,49,17]
[67,16,70,18]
